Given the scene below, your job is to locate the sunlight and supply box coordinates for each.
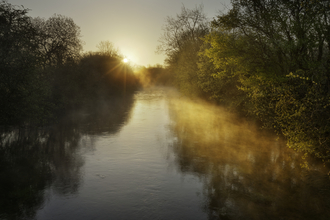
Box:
[120,48,139,65]
[123,58,128,63]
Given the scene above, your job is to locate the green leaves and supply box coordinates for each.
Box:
[196,0,330,161]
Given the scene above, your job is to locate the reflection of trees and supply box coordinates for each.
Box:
[0,95,135,220]
[168,97,330,220]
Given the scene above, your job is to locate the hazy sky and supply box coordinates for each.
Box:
[10,0,231,66]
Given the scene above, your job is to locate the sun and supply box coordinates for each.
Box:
[123,58,128,63]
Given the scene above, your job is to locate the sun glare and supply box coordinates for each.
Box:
[123,58,128,63]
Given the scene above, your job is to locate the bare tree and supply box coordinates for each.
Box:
[96,40,119,57]
[32,14,83,66]
[157,5,209,96]
[157,5,209,57]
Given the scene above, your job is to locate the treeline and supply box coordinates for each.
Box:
[134,64,174,87]
[158,2,330,161]
[0,1,139,127]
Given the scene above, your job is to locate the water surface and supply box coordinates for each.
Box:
[0,87,329,220]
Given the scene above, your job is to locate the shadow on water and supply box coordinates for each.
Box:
[167,95,330,220]
[0,94,136,220]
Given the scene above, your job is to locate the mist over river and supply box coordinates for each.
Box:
[1,87,330,220]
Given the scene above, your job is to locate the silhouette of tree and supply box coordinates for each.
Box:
[157,5,208,57]
[0,0,50,126]
[96,40,119,57]
[32,14,83,67]
[157,5,209,96]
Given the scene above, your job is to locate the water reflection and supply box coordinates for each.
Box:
[0,95,135,220]
[2,88,330,220]
[168,96,330,220]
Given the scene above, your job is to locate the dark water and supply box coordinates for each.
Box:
[1,87,330,220]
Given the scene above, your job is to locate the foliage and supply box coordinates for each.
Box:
[48,52,140,115]
[157,5,209,96]
[198,30,249,110]
[197,0,330,160]
[0,0,51,126]
[0,1,140,127]
[273,74,330,161]
[32,14,83,67]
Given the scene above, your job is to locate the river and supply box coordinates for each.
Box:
[0,87,330,220]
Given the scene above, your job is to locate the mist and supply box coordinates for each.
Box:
[167,93,330,219]
[1,1,330,219]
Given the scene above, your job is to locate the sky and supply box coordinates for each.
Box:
[10,0,231,67]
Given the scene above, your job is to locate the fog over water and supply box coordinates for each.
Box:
[0,87,329,220]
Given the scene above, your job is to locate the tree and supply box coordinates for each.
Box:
[215,0,330,83]
[157,5,209,96]
[157,5,208,57]
[96,40,119,57]
[198,30,248,109]
[32,14,83,67]
[0,0,50,126]
[202,0,330,160]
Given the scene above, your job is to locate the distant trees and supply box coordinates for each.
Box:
[133,64,173,87]
[96,40,119,57]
